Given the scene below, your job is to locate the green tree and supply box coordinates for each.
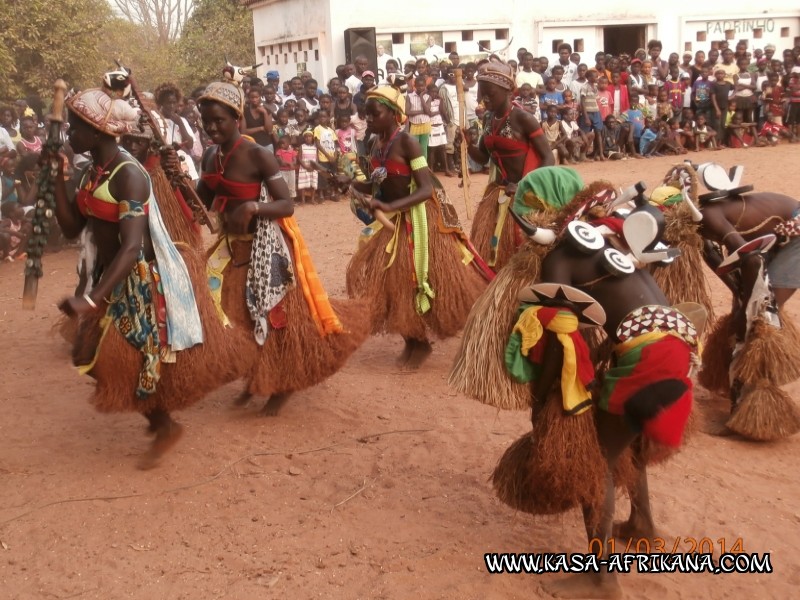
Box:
[96,18,181,92]
[175,0,255,91]
[0,0,112,101]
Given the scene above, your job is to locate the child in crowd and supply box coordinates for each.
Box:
[515,83,540,116]
[561,108,588,162]
[427,84,449,174]
[297,130,319,204]
[693,113,718,150]
[0,201,30,261]
[319,94,334,126]
[313,109,337,200]
[656,88,673,121]
[760,72,798,143]
[726,112,763,148]
[609,70,630,116]
[16,117,42,156]
[692,66,714,121]
[579,68,604,159]
[664,117,689,154]
[622,93,646,153]
[351,103,368,157]
[596,76,614,121]
[601,115,626,159]
[711,68,734,141]
[1,155,20,207]
[542,105,569,163]
[643,83,659,119]
[539,78,564,120]
[466,127,487,173]
[664,65,687,113]
[336,114,356,155]
[788,72,800,139]
[274,135,298,202]
[562,89,578,115]
[551,65,567,93]
[273,108,290,147]
[639,117,661,157]
[679,108,696,150]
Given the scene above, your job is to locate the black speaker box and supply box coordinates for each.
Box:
[344,27,378,73]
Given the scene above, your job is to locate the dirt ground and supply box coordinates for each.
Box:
[2,146,800,600]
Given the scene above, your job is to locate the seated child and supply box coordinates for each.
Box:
[639,117,661,157]
[663,117,688,154]
[561,108,589,162]
[621,93,646,156]
[601,115,626,159]
[693,113,718,150]
[679,108,696,150]
[0,201,31,261]
[726,112,763,148]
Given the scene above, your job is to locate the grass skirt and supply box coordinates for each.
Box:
[450,241,548,410]
[469,182,520,273]
[74,245,252,414]
[222,237,370,397]
[652,202,715,326]
[346,197,486,340]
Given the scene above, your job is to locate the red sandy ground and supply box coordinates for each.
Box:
[2,146,799,599]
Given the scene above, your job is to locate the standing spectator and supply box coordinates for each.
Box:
[580,68,605,159]
[628,59,647,98]
[152,82,197,180]
[299,79,321,115]
[406,76,432,159]
[547,43,577,85]
[297,130,319,204]
[1,107,19,145]
[241,87,273,148]
[377,44,395,80]
[718,49,739,84]
[711,68,734,142]
[539,77,565,121]
[596,76,614,121]
[734,57,756,122]
[692,65,714,121]
[313,109,337,200]
[427,83,449,175]
[647,40,669,79]
[664,65,687,114]
[274,136,298,202]
[266,71,282,99]
[516,53,544,93]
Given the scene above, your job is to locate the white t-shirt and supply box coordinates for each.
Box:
[546,62,577,85]
[515,70,544,90]
[377,54,395,80]
[442,83,460,123]
[346,75,363,96]
[0,127,14,153]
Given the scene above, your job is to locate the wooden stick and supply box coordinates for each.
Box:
[121,65,218,233]
[22,79,68,310]
[455,69,472,219]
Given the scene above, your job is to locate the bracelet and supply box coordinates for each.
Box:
[83,294,97,309]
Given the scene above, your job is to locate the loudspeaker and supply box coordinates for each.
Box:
[344,27,378,73]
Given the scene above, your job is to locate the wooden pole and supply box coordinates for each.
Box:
[121,65,218,233]
[22,79,68,310]
[454,69,472,219]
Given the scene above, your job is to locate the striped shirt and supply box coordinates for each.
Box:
[406,92,431,125]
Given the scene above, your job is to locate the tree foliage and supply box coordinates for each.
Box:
[113,0,194,45]
[0,0,255,104]
[0,0,112,101]
[175,0,255,90]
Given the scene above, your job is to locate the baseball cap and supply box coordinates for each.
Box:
[266,70,279,79]
[362,70,375,78]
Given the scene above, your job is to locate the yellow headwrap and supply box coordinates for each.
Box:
[67,89,141,137]
[198,81,244,117]
[366,86,407,125]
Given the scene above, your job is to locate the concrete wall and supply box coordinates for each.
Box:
[247,0,800,84]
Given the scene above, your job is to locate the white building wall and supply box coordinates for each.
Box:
[247,0,800,84]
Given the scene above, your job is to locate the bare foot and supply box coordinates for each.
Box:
[138,420,184,470]
[260,392,292,416]
[612,514,656,542]
[404,339,433,369]
[231,389,253,409]
[543,573,622,599]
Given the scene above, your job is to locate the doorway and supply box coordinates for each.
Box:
[603,25,647,55]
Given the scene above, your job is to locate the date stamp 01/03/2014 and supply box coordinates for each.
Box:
[484,538,774,576]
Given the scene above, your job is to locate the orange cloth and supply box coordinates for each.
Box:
[278,216,343,336]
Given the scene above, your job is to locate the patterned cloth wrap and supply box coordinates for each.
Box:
[504,304,595,415]
[599,305,699,448]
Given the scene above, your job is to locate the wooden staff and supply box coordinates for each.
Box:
[22,79,68,310]
[454,69,472,219]
[121,66,218,233]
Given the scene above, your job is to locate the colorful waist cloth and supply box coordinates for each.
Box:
[773,212,800,247]
[78,254,167,399]
[504,305,595,415]
[601,305,698,447]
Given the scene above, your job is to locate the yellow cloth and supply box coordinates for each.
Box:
[279,216,343,336]
[489,192,511,267]
[513,305,591,415]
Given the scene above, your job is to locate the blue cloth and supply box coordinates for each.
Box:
[623,109,644,138]
[639,128,658,155]
[580,110,604,133]
[540,91,564,120]
[146,172,204,351]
